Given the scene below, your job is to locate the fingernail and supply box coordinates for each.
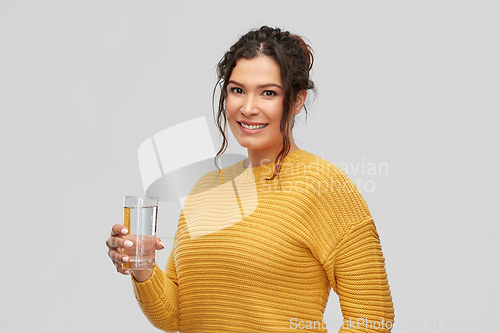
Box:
[124,240,133,247]
[122,256,129,263]
[159,242,165,249]
[125,270,130,275]
[121,228,128,235]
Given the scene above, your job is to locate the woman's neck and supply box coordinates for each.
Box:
[244,142,300,169]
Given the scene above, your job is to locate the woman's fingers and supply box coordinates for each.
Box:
[107,224,164,275]
[114,260,131,275]
[106,224,129,248]
[108,245,131,275]
[106,235,130,249]
[107,224,132,275]
[111,224,128,237]
[107,243,130,261]
[155,237,165,250]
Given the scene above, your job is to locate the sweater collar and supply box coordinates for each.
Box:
[233,149,307,180]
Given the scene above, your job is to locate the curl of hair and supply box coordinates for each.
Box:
[212,26,315,183]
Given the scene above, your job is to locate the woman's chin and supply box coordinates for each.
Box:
[236,141,262,150]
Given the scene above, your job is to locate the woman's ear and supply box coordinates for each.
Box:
[294,90,307,115]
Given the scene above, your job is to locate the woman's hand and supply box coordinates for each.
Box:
[106,224,165,280]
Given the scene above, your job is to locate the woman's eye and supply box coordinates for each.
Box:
[230,87,244,94]
[263,90,276,97]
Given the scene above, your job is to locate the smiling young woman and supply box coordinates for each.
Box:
[225,56,306,170]
[213,26,315,181]
[107,26,395,333]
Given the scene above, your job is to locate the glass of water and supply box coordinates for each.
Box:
[123,196,158,270]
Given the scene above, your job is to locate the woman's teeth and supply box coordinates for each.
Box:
[240,122,268,130]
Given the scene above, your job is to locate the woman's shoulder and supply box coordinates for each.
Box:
[188,158,245,193]
[291,149,350,180]
[290,150,365,200]
[296,150,372,225]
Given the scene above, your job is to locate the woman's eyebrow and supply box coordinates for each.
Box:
[228,80,282,90]
[257,83,282,90]
[227,80,244,87]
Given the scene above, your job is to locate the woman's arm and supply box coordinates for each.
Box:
[131,247,179,332]
[324,218,395,332]
[305,161,395,331]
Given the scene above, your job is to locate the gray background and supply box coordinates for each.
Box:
[1,0,498,332]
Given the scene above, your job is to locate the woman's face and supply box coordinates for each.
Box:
[225,56,288,156]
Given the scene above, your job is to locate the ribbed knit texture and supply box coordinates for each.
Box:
[132,149,394,332]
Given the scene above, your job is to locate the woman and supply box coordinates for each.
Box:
[107,26,394,332]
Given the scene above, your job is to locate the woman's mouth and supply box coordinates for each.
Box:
[239,122,268,130]
[237,121,269,133]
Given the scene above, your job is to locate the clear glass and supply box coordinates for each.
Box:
[123,196,158,270]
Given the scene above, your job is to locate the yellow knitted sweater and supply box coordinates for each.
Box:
[131,149,394,332]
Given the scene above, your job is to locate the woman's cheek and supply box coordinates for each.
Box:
[225,97,238,117]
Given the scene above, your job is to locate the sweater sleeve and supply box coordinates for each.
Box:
[306,161,394,332]
[323,218,395,332]
[131,246,179,332]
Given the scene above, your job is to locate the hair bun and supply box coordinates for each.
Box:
[289,34,314,71]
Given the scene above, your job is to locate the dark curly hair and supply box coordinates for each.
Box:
[212,26,315,181]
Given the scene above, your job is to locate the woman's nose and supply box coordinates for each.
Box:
[241,96,260,116]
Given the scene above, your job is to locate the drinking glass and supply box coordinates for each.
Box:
[122,196,158,270]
